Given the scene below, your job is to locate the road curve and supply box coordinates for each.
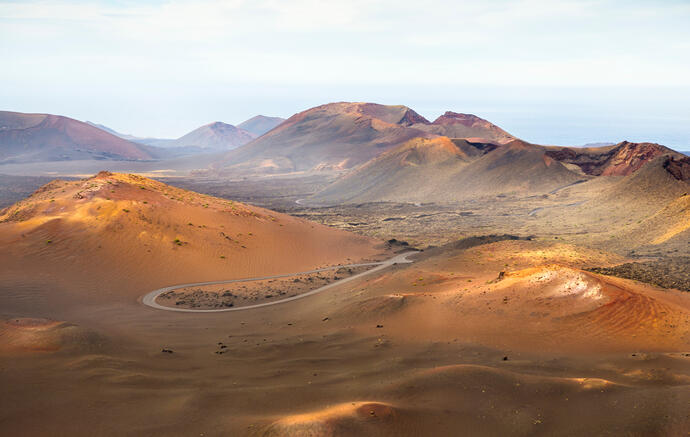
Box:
[141,251,417,313]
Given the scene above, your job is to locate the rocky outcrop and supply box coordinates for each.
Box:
[546,141,684,176]
[663,156,690,181]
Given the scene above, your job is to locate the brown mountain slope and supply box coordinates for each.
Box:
[237,115,286,136]
[411,111,515,144]
[170,122,256,150]
[0,111,153,163]
[0,172,382,298]
[600,155,690,202]
[595,156,690,248]
[529,155,690,253]
[217,102,433,175]
[545,141,684,176]
[310,139,583,204]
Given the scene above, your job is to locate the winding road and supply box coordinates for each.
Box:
[141,251,417,313]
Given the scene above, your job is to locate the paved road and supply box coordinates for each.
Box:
[141,251,417,313]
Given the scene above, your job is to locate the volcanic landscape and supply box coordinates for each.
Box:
[1,103,689,436]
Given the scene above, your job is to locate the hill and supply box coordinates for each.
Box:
[87,120,257,151]
[409,111,515,144]
[0,172,383,297]
[169,122,256,150]
[310,138,582,204]
[217,102,432,175]
[524,154,690,253]
[216,102,516,176]
[237,115,285,136]
[593,155,690,248]
[0,111,154,163]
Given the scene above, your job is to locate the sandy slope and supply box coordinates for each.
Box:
[1,171,689,435]
[0,171,384,301]
[2,234,688,436]
[311,138,583,204]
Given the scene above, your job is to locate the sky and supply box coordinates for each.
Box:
[2,0,690,147]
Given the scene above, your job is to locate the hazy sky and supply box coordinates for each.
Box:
[2,0,690,147]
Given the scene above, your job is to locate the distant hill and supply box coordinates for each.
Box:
[0,111,153,163]
[87,120,256,152]
[237,115,285,136]
[409,112,515,144]
[217,102,431,175]
[310,138,582,204]
[168,122,255,150]
[85,121,140,141]
[217,102,516,176]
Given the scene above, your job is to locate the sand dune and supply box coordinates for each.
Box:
[0,318,102,354]
[264,401,399,437]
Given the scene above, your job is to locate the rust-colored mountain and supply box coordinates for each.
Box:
[410,111,515,144]
[217,102,432,175]
[216,103,516,176]
[0,111,153,163]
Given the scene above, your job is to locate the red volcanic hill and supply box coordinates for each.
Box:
[410,111,515,144]
[0,172,382,298]
[310,138,583,204]
[170,121,256,150]
[216,102,517,176]
[0,111,154,163]
[545,141,684,176]
[237,115,286,136]
[217,102,432,175]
